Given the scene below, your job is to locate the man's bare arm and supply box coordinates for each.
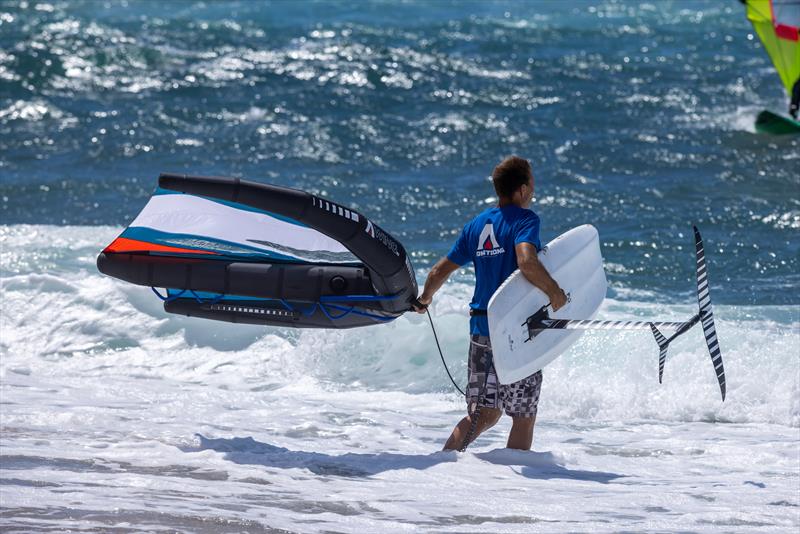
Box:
[413,257,461,313]
[515,242,568,311]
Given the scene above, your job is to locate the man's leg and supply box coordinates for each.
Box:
[501,369,542,450]
[444,335,499,450]
[507,415,536,450]
[443,407,501,451]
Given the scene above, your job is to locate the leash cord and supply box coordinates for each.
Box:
[425,308,465,396]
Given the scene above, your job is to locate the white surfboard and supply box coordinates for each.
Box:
[487,224,607,384]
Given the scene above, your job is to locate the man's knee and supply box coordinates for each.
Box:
[510,415,536,429]
[478,407,502,427]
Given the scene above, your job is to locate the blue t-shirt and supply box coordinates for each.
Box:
[447,205,541,336]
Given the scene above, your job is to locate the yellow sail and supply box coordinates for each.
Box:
[745,0,800,97]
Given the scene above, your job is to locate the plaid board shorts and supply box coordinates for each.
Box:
[467,335,543,418]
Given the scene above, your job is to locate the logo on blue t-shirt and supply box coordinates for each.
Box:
[476,223,505,257]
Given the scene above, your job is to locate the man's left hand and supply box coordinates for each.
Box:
[549,288,568,311]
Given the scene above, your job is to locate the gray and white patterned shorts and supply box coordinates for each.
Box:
[467,335,543,418]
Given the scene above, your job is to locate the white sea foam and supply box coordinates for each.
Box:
[1,225,798,532]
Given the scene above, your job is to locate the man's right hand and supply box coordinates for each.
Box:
[412,294,432,314]
[549,288,568,311]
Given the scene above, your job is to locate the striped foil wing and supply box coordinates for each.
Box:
[694,226,726,401]
[649,323,670,384]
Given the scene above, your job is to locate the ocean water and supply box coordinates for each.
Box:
[1,1,798,532]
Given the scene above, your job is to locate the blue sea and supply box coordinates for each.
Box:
[1,1,798,532]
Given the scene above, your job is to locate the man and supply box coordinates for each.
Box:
[790,78,799,119]
[413,156,567,451]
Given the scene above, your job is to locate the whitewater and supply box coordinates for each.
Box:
[1,225,798,532]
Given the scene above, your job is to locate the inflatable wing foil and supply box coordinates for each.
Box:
[97,174,418,328]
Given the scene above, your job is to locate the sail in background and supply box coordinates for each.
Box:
[745,0,800,97]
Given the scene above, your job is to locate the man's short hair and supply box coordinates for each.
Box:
[492,156,532,199]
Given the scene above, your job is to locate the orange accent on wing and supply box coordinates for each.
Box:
[103,237,218,255]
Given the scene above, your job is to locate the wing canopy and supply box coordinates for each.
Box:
[746,0,800,96]
[104,189,361,265]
